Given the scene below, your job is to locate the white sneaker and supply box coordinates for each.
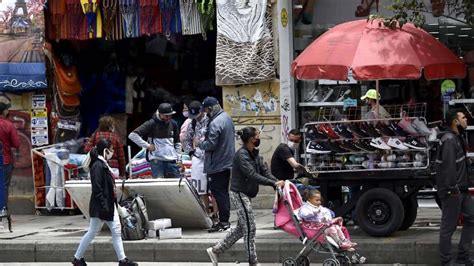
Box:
[415,152,427,161]
[387,137,409,150]
[413,161,425,167]
[428,128,439,142]
[412,118,431,135]
[320,88,334,102]
[377,162,396,168]
[370,137,391,150]
[381,154,397,162]
[206,247,218,266]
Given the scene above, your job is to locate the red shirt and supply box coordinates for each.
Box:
[84,131,126,177]
[0,116,20,165]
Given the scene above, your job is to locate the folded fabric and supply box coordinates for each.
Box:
[132,163,151,172]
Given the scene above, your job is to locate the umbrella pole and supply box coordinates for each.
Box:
[376,80,380,116]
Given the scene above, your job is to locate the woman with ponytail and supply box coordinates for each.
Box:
[206,127,285,266]
[72,139,138,266]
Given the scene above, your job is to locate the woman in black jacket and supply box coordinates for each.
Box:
[72,139,137,266]
[206,127,285,266]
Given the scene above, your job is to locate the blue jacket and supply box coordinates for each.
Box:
[199,110,235,174]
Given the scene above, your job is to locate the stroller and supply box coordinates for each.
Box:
[274,181,366,266]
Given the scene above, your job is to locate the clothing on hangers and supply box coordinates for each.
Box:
[179,0,204,36]
[159,0,182,38]
[139,0,162,35]
[80,0,103,38]
[119,0,141,38]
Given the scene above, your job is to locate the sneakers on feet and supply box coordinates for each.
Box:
[206,247,218,266]
[370,137,391,150]
[72,258,87,266]
[118,258,138,266]
[387,137,409,150]
[403,137,425,150]
[208,222,230,233]
[306,141,331,154]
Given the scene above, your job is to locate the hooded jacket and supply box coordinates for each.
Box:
[89,159,115,221]
[435,130,469,198]
[231,146,277,198]
[128,113,181,161]
[198,107,235,174]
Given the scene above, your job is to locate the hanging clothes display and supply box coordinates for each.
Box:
[80,0,104,39]
[48,0,67,40]
[179,0,204,36]
[119,0,141,38]
[195,0,215,31]
[101,0,124,40]
[139,0,162,36]
[159,0,182,37]
[66,0,89,40]
[215,0,276,85]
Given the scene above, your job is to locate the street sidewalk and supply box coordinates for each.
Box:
[0,203,449,264]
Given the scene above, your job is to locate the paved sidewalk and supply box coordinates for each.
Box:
[0,203,449,264]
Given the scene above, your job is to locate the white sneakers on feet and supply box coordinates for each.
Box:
[370,137,391,150]
[387,137,409,150]
[206,247,218,266]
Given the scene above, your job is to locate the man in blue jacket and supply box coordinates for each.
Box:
[198,97,235,232]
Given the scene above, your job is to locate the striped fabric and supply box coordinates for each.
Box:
[80,0,103,39]
[159,0,182,36]
[179,0,203,36]
[139,0,162,35]
[101,0,124,40]
[66,0,88,40]
[119,0,141,38]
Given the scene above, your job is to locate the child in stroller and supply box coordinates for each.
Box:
[274,181,365,266]
[298,188,357,251]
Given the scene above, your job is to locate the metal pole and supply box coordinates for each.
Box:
[127,145,132,180]
[376,80,380,116]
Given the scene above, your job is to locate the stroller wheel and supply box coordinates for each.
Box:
[336,255,351,265]
[282,257,297,266]
[322,258,340,266]
[296,256,310,266]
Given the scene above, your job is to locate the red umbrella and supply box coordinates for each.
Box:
[292,19,466,81]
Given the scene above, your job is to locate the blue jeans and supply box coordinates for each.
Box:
[74,208,126,261]
[2,164,13,209]
[150,160,180,178]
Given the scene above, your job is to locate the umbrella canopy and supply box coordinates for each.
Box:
[292,19,466,81]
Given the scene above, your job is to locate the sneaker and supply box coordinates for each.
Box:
[377,162,396,168]
[337,88,352,102]
[370,137,391,150]
[318,124,340,139]
[206,247,218,266]
[413,161,426,167]
[322,141,347,154]
[347,123,370,138]
[306,141,331,154]
[428,128,439,142]
[397,162,413,168]
[388,121,408,137]
[72,258,87,266]
[360,123,381,137]
[349,155,366,163]
[387,137,409,150]
[375,123,396,136]
[118,258,138,266]
[339,141,361,152]
[320,88,334,102]
[334,124,354,139]
[415,152,427,161]
[412,118,431,135]
[381,154,397,162]
[305,127,327,140]
[403,137,425,150]
[398,118,418,135]
[362,160,374,169]
[354,140,377,152]
[304,88,319,102]
[208,222,230,233]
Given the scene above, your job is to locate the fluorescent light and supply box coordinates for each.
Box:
[458,35,469,37]
[429,32,439,34]
[446,25,456,28]
[461,27,472,31]
[445,33,455,36]
[428,23,438,26]
[436,37,439,40]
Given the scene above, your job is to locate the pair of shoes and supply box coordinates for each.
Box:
[72,257,87,266]
[370,137,391,150]
[403,137,425,150]
[387,137,409,150]
[118,258,138,266]
[206,247,218,266]
[208,222,230,233]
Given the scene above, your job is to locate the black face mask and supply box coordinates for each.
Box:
[253,138,261,147]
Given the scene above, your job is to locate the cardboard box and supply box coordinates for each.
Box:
[148,218,172,230]
[158,228,182,239]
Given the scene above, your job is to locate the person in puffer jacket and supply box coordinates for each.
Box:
[128,103,181,178]
[206,127,284,266]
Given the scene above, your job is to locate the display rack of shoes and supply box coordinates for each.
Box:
[303,103,433,174]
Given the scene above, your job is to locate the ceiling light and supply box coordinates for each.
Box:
[458,35,469,37]
[461,27,472,31]
[445,33,455,36]
[429,32,439,34]
[446,25,456,28]
[428,23,438,26]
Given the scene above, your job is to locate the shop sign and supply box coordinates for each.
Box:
[31,94,48,147]
[31,129,49,146]
[32,95,46,109]
[343,98,357,110]
[281,8,288,28]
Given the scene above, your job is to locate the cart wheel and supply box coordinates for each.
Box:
[399,195,418,230]
[35,209,42,216]
[355,188,404,237]
[282,257,297,266]
[336,254,351,265]
[322,258,340,266]
[296,256,310,266]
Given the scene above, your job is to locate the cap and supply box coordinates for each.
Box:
[158,103,176,115]
[202,96,219,108]
[188,101,202,119]
[360,89,380,100]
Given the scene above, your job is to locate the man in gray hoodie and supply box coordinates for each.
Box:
[198,97,235,232]
[128,103,181,178]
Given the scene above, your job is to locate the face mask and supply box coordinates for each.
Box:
[182,111,189,118]
[104,148,113,160]
[253,138,261,147]
[288,141,298,150]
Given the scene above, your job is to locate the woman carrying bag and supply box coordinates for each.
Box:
[72,138,137,266]
[206,127,285,266]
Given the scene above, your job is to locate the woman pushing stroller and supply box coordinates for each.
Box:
[298,188,357,251]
